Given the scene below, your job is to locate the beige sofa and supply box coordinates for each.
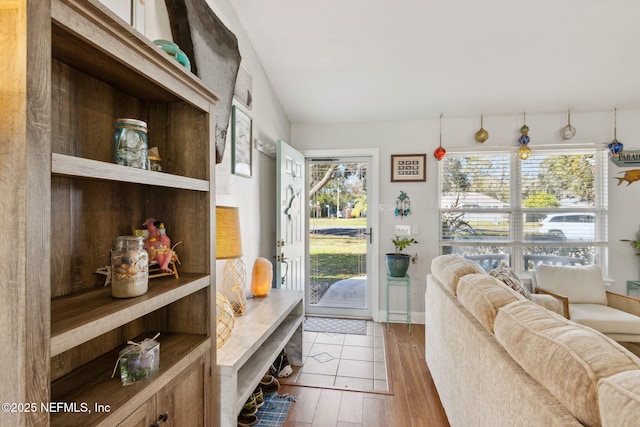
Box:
[425,255,640,427]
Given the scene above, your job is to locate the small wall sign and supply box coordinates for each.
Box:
[610,150,640,167]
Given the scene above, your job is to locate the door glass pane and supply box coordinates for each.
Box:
[309,161,367,310]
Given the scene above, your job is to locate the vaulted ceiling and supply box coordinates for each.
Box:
[229,0,640,124]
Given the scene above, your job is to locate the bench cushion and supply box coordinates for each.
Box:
[570,303,640,338]
[495,300,640,426]
[533,264,607,304]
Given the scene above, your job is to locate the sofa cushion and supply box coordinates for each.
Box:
[431,255,485,295]
[533,264,607,304]
[598,370,640,427]
[457,274,525,332]
[489,264,533,300]
[494,300,640,427]
[570,303,640,336]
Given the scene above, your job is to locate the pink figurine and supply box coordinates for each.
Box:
[143,218,174,273]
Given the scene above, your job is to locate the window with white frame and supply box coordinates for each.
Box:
[438,147,608,274]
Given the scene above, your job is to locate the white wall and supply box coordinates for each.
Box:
[142,0,291,292]
[142,0,640,318]
[293,110,640,316]
[206,0,290,286]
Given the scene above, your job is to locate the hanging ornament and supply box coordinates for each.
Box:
[607,108,624,155]
[434,113,447,160]
[395,191,411,218]
[561,109,576,140]
[518,145,532,160]
[475,114,489,143]
[517,112,531,159]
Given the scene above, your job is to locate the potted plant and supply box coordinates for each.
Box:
[386,235,418,277]
[621,237,640,255]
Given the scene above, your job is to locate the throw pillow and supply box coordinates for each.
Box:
[489,264,533,301]
[533,264,607,304]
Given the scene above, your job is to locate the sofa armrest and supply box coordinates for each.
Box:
[606,291,640,317]
[534,286,570,319]
[531,294,564,316]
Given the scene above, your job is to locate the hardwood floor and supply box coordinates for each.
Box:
[280,323,450,427]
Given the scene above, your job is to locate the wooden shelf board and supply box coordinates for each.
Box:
[51,273,210,356]
[51,0,219,110]
[50,333,210,427]
[52,153,210,191]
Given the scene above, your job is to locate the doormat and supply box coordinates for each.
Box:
[304,317,367,335]
[255,393,297,427]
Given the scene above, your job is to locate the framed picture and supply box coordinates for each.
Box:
[234,61,253,110]
[100,0,145,32]
[232,105,252,177]
[391,154,426,182]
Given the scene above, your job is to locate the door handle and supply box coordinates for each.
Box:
[276,253,289,285]
[363,227,373,244]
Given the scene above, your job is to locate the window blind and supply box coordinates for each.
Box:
[438,147,608,273]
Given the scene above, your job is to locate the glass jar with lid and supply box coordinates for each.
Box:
[111,236,149,298]
[114,118,148,169]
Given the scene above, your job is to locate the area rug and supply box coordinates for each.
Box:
[304,317,367,335]
[255,393,297,427]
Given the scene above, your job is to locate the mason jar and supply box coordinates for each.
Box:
[111,236,149,298]
[114,118,148,169]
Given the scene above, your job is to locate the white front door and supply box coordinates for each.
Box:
[304,149,379,320]
[276,140,306,291]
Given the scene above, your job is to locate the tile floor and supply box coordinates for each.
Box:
[282,321,389,393]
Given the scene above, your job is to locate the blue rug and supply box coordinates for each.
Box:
[255,393,296,427]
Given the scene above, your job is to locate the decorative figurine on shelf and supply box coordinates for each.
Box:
[143,218,175,273]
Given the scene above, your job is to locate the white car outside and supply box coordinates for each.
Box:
[538,213,595,240]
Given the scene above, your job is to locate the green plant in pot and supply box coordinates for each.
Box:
[621,238,640,255]
[386,235,418,277]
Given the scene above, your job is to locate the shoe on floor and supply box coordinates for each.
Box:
[253,386,264,408]
[260,374,280,393]
[271,349,292,378]
[238,413,258,427]
[241,394,257,416]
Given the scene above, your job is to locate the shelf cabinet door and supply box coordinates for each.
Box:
[117,397,156,427]
[156,355,207,427]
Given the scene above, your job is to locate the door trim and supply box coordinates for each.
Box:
[302,148,380,321]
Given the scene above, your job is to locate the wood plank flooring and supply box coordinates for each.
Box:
[280,324,450,427]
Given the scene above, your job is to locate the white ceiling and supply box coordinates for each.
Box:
[229,0,640,124]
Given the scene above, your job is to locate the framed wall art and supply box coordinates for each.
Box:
[391,154,426,182]
[232,105,252,177]
[233,61,253,110]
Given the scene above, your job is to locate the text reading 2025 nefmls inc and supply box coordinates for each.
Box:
[1,402,111,413]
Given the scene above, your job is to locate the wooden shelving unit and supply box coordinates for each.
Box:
[3,0,219,425]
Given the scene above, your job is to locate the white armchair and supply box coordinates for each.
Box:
[532,264,640,348]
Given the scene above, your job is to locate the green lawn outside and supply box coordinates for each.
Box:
[310,217,367,227]
[310,234,366,282]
